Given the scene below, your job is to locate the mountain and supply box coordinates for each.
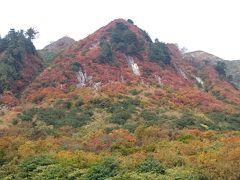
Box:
[184,51,223,63]
[43,36,75,51]
[0,19,240,179]
[23,19,240,114]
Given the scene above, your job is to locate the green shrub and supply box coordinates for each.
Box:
[129,89,142,96]
[19,155,56,178]
[75,99,84,107]
[127,19,134,24]
[215,61,226,77]
[90,98,111,109]
[137,155,166,174]
[141,110,158,124]
[18,107,93,128]
[212,90,225,100]
[11,118,19,125]
[177,134,195,143]
[34,164,71,180]
[97,39,114,65]
[111,22,143,56]
[149,39,171,66]
[18,108,38,121]
[0,147,6,166]
[85,158,119,180]
[111,111,131,125]
[107,98,141,125]
[177,112,196,128]
[71,62,81,72]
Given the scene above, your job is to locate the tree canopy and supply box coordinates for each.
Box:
[148,39,171,66]
[0,28,37,93]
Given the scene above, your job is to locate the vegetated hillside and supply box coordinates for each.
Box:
[0,29,42,106]
[0,19,240,179]
[24,19,240,119]
[38,36,76,67]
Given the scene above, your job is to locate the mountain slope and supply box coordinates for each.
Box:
[17,19,240,131]
[0,19,240,180]
[0,29,42,106]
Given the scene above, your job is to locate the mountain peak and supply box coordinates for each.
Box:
[43,36,75,51]
[184,51,223,62]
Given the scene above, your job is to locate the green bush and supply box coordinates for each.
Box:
[71,62,81,72]
[75,99,84,107]
[149,39,171,66]
[137,155,166,174]
[85,158,119,180]
[111,111,132,125]
[215,61,226,77]
[141,110,158,124]
[18,107,93,128]
[107,98,141,125]
[34,164,71,180]
[127,19,134,24]
[177,112,196,128]
[212,90,225,100]
[19,155,56,178]
[177,134,195,143]
[97,39,114,65]
[111,22,143,56]
[129,89,142,96]
[0,147,6,166]
[90,98,111,109]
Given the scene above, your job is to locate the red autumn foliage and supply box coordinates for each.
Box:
[0,91,19,106]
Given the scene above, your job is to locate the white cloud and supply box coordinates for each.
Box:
[1,0,240,60]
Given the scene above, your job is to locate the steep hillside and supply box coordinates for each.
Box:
[20,19,240,130]
[0,19,240,180]
[0,29,42,106]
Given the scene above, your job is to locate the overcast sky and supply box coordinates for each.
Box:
[1,0,240,60]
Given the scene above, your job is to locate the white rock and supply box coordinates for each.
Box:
[126,56,140,76]
[195,76,204,87]
[155,75,163,86]
[76,67,88,88]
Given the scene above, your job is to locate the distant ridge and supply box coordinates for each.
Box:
[43,36,75,51]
